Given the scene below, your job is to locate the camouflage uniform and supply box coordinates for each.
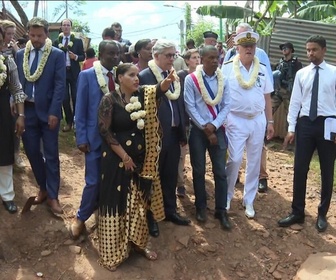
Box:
[272,56,303,114]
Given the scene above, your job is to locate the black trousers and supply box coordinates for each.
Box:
[292,116,336,216]
[63,72,77,125]
[159,127,180,215]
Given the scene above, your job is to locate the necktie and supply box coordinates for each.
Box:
[25,48,39,99]
[309,66,319,121]
[64,37,69,48]
[162,71,180,127]
[107,72,115,92]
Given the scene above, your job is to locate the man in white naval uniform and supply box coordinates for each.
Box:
[222,31,274,218]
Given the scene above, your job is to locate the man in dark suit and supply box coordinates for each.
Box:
[53,19,84,132]
[16,17,66,214]
[139,39,190,237]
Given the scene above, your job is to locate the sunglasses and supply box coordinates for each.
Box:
[282,47,289,51]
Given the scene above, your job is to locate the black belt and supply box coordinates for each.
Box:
[24,101,35,106]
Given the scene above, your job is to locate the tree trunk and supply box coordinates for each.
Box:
[9,0,29,27]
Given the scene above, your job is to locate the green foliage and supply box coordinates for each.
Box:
[52,0,87,20]
[186,20,219,47]
[72,19,90,35]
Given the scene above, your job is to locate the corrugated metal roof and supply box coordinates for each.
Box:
[268,17,336,67]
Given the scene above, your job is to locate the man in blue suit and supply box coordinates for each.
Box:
[53,19,85,132]
[139,39,190,238]
[16,17,66,215]
[69,40,120,239]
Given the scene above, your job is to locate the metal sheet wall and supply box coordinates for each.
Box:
[269,17,336,67]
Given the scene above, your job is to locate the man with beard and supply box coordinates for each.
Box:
[69,40,121,239]
[278,35,336,233]
[139,39,190,237]
[222,31,274,219]
[184,45,231,229]
[16,17,66,214]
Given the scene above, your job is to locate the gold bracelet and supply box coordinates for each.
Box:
[122,153,128,161]
[124,156,131,164]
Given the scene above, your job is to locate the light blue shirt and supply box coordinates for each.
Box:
[223,47,273,84]
[184,69,230,130]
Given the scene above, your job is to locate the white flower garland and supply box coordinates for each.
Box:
[148,59,180,100]
[58,32,74,50]
[195,65,224,106]
[93,61,109,94]
[125,96,146,130]
[233,55,260,89]
[23,38,52,82]
[0,55,7,88]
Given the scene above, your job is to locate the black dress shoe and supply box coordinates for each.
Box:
[165,212,191,226]
[258,179,268,193]
[147,211,159,237]
[214,211,231,230]
[196,208,207,223]
[278,213,305,227]
[316,215,328,232]
[2,201,17,214]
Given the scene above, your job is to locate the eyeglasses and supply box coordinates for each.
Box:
[282,47,289,51]
[163,53,177,59]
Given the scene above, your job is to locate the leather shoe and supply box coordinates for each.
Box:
[316,215,328,232]
[196,208,207,223]
[165,212,191,226]
[278,213,305,227]
[2,201,17,214]
[47,198,64,215]
[258,178,268,193]
[147,211,159,237]
[69,218,85,240]
[32,190,47,205]
[214,211,231,230]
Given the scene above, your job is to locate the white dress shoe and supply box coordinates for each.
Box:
[245,204,255,219]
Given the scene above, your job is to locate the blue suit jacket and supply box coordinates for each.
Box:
[75,67,104,152]
[16,46,66,122]
[139,68,187,146]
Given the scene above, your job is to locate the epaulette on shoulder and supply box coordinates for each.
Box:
[223,60,233,65]
[260,62,266,67]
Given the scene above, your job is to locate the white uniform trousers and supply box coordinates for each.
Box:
[226,112,266,205]
[0,165,15,201]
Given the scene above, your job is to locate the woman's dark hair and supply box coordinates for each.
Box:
[115,63,134,84]
[85,47,95,58]
[134,38,151,58]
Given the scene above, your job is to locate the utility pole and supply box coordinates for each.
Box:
[33,0,39,17]
[179,19,185,52]
[65,0,68,18]
[219,0,223,41]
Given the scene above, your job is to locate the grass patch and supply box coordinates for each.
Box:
[58,119,76,153]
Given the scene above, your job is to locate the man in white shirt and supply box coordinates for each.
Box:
[278,35,336,232]
[222,31,274,219]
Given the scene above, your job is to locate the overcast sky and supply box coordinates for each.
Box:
[6,0,246,49]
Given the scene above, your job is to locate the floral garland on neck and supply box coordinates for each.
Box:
[58,32,75,51]
[0,55,7,88]
[93,61,118,94]
[124,96,146,130]
[148,59,180,100]
[233,55,260,89]
[195,65,224,106]
[23,38,52,82]
[93,61,109,94]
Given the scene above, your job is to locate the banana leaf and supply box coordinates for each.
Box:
[196,5,254,19]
